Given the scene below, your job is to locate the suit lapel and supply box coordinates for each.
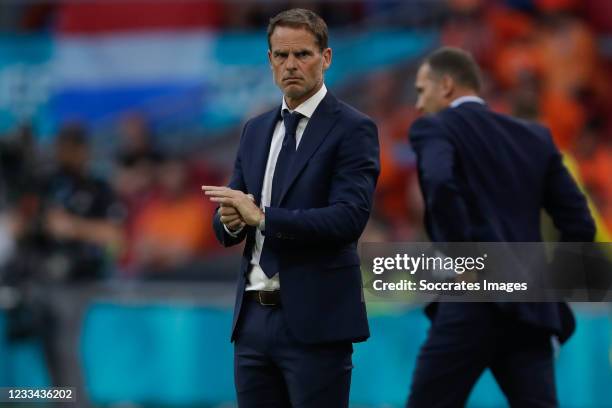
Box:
[277,92,340,205]
[248,107,281,205]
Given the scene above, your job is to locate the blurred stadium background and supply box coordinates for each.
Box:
[0,0,610,407]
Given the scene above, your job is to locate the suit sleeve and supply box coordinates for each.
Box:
[263,118,380,244]
[409,116,471,241]
[212,121,250,247]
[541,129,595,242]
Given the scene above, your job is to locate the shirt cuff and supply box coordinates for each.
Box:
[223,223,244,237]
[258,208,266,231]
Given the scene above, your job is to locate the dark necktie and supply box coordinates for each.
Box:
[270,110,303,207]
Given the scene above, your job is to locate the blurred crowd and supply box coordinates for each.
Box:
[0,0,610,286]
[0,117,226,284]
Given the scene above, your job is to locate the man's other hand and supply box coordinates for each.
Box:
[219,204,245,231]
[202,186,262,227]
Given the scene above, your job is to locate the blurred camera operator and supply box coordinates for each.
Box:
[41,124,124,281]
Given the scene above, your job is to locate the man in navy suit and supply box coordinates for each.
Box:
[407,47,595,407]
[203,8,379,408]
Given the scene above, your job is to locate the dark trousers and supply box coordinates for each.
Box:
[234,296,353,408]
[407,303,557,408]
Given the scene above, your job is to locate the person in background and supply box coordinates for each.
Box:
[131,154,215,277]
[42,124,124,281]
[407,47,595,407]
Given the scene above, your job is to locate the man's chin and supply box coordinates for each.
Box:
[426,106,444,115]
[282,85,305,98]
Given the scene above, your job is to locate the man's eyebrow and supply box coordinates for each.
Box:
[273,48,313,54]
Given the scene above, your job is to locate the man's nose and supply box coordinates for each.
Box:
[285,54,297,70]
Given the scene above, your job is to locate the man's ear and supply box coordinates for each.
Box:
[322,47,332,71]
[441,74,455,98]
[268,50,273,69]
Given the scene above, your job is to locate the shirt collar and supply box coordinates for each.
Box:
[450,95,485,108]
[281,83,327,119]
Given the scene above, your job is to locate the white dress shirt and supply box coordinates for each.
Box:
[226,84,328,291]
[450,95,485,108]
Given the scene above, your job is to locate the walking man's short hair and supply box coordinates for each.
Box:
[424,47,482,92]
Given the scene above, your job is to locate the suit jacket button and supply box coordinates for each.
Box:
[276,233,283,238]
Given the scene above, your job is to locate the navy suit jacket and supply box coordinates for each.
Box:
[410,101,595,342]
[213,92,380,344]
